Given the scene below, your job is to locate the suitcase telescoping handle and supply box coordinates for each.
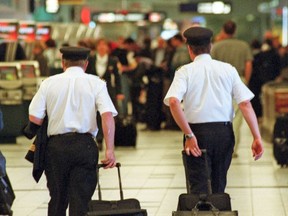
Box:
[202,149,213,195]
[97,162,124,201]
[182,149,212,195]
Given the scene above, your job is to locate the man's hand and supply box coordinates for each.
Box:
[101,148,116,168]
[184,137,202,157]
[252,138,264,160]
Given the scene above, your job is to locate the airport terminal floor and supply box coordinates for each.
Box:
[1,121,288,216]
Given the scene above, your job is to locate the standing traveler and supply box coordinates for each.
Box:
[111,37,138,117]
[86,38,124,146]
[248,39,281,122]
[211,20,253,83]
[164,33,191,130]
[211,20,254,157]
[164,26,264,194]
[28,46,118,216]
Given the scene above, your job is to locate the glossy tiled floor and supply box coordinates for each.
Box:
[1,122,288,216]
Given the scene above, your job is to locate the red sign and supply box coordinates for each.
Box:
[0,20,18,42]
[18,22,36,42]
[36,24,51,41]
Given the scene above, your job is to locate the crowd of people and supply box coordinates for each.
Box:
[1,20,282,216]
[1,20,288,134]
[61,25,288,128]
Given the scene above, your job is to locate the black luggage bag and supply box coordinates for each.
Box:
[0,175,14,216]
[273,115,288,167]
[87,163,147,216]
[172,202,238,216]
[173,150,237,215]
[115,116,137,147]
[0,151,15,216]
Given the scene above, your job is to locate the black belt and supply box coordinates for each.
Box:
[50,132,92,138]
[189,121,232,127]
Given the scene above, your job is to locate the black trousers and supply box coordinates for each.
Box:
[45,133,99,216]
[185,122,235,194]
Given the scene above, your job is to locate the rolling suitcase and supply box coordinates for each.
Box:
[172,202,238,216]
[273,115,288,167]
[114,116,137,147]
[87,163,147,216]
[174,149,237,215]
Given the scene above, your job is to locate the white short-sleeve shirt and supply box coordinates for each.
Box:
[29,66,118,137]
[164,54,254,123]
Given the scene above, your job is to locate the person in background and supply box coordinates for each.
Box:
[211,20,254,157]
[248,39,281,123]
[164,26,263,194]
[86,38,123,106]
[112,37,138,117]
[170,33,191,79]
[32,41,49,77]
[28,46,117,216]
[86,38,124,146]
[43,38,57,68]
[163,33,191,130]
[211,20,253,83]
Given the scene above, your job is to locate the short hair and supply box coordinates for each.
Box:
[188,43,211,55]
[62,59,87,68]
[45,38,57,48]
[223,20,236,35]
[123,37,135,44]
[172,33,184,42]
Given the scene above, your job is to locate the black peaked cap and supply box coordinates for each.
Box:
[183,27,213,46]
[60,46,90,61]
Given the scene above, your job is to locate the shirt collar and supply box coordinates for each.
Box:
[64,66,85,75]
[193,54,212,62]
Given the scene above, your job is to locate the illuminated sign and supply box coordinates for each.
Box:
[18,22,36,42]
[36,23,51,41]
[0,20,18,41]
[198,1,231,14]
[91,12,165,23]
[148,12,166,23]
[179,1,231,14]
[92,12,144,23]
[45,0,59,13]
[59,0,84,4]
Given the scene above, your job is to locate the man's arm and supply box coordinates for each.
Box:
[238,100,264,160]
[169,97,202,157]
[29,115,44,125]
[244,60,252,84]
[100,112,116,168]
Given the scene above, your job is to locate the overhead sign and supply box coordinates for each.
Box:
[179,1,232,14]
[198,1,231,14]
[0,20,18,41]
[59,0,85,4]
[36,23,51,41]
[91,12,166,23]
[18,22,36,42]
